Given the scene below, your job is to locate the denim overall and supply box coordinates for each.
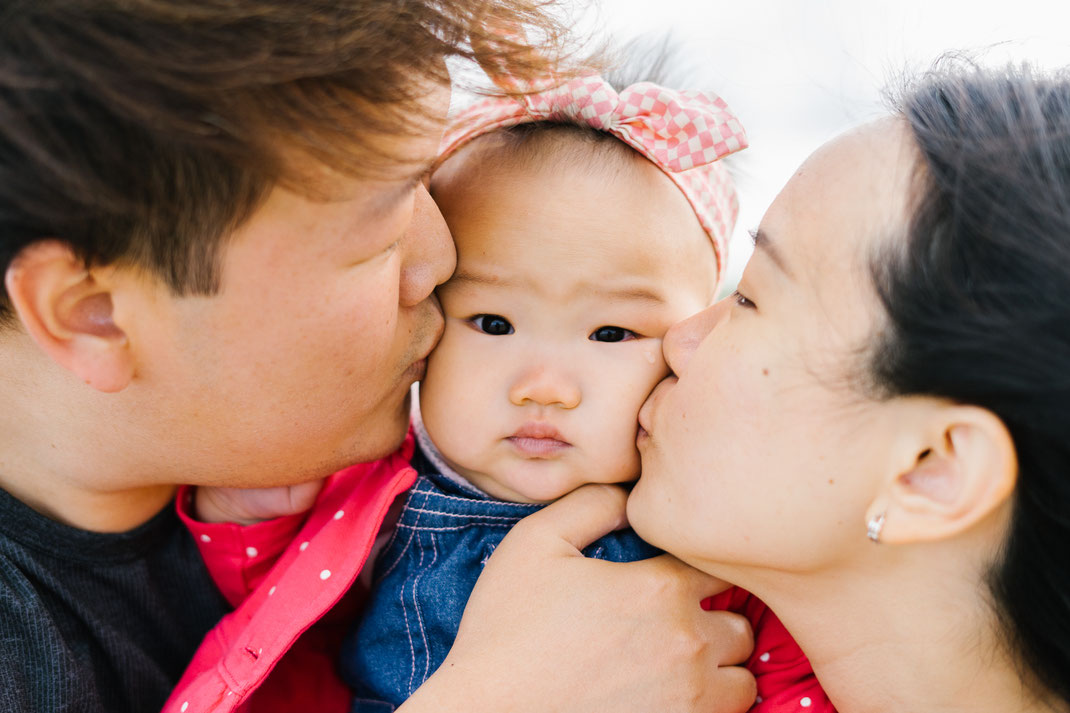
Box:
[339,444,660,712]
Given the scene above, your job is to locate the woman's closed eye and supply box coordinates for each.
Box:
[731,289,756,310]
[589,326,639,343]
[469,314,514,335]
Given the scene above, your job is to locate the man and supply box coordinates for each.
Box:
[0,2,755,711]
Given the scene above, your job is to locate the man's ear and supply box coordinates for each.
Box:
[5,240,134,392]
[870,403,1017,544]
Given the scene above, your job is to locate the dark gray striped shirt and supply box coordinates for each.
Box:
[0,488,227,712]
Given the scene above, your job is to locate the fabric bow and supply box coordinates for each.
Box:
[438,74,749,284]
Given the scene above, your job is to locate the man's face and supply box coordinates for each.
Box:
[125,86,455,488]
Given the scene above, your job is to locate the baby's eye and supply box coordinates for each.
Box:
[470,314,514,336]
[589,326,637,343]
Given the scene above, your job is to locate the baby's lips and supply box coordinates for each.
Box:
[510,421,567,442]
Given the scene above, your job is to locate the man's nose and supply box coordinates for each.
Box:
[399,185,456,308]
[508,364,581,409]
[662,299,729,376]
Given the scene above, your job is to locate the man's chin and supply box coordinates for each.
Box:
[347,392,413,465]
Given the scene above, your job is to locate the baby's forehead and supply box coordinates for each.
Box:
[433,124,637,196]
[432,126,720,304]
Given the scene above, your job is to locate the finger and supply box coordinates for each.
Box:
[696,610,755,666]
[638,553,735,599]
[512,484,629,553]
[285,479,325,513]
[700,666,757,713]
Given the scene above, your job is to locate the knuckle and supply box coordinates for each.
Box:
[676,678,706,711]
[667,626,709,661]
[721,667,758,712]
[640,560,686,600]
[713,612,754,661]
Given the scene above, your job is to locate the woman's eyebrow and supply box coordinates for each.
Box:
[749,228,794,279]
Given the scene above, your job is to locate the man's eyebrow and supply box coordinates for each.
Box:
[408,159,436,183]
[749,228,794,278]
[448,270,519,288]
[366,160,436,217]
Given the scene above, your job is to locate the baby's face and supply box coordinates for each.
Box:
[420,147,719,502]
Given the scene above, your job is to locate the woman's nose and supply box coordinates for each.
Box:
[399,185,456,308]
[508,365,581,409]
[663,299,729,376]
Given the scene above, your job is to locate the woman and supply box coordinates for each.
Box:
[629,63,1070,712]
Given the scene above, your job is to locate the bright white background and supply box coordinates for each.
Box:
[564,0,1070,291]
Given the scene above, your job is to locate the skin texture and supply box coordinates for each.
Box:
[1,74,760,712]
[628,118,914,574]
[0,84,454,532]
[421,140,718,503]
[629,118,1053,713]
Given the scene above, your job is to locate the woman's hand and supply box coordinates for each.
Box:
[402,484,757,713]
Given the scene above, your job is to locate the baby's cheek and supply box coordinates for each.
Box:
[588,410,644,484]
[600,438,642,484]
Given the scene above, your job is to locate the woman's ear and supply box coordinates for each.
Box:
[870,403,1017,544]
[5,240,134,392]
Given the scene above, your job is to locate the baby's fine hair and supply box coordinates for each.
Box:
[457,34,738,185]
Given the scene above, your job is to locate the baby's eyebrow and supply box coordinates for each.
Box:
[595,285,666,304]
[448,270,666,305]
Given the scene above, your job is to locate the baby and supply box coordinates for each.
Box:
[339,76,832,713]
[170,75,833,713]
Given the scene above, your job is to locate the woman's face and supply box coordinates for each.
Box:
[628,118,920,577]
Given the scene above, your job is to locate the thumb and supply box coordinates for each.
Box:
[517,484,629,554]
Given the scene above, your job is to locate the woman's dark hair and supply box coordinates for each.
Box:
[872,63,1070,703]
[0,0,577,325]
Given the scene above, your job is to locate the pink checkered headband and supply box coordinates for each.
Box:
[437,74,749,284]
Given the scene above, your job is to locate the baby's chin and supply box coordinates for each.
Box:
[466,461,638,504]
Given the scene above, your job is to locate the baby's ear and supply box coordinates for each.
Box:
[5,240,134,392]
[868,403,1017,544]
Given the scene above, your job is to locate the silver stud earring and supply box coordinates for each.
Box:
[866,512,886,543]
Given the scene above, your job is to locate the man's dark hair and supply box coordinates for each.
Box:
[872,62,1070,705]
[0,0,574,324]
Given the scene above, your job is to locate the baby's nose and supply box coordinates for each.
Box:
[508,365,581,409]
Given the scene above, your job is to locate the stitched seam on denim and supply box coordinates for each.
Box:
[410,490,537,508]
[401,507,528,521]
[377,486,430,588]
[401,531,424,696]
[395,522,516,532]
[372,485,426,584]
[413,531,437,686]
